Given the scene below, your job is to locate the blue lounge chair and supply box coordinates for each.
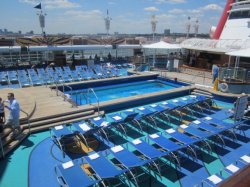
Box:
[165,128,199,159]
[180,124,212,152]
[129,138,166,177]
[108,145,151,186]
[148,133,184,167]
[72,122,93,150]
[55,160,99,187]
[50,125,79,158]
[130,138,166,160]
[89,117,110,141]
[83,152,128,186]
[191,118,240,144]
[136,107,158,127]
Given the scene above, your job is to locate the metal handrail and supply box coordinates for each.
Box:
[21,109,31,135]
[62,84,73,99]
[0,137,4,158]
[87,88,100,115]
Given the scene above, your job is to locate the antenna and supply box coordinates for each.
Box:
[194,18,199,38]
[186,16,191,38]
[151,15,157,41]
[104,9,112,36]
[35,3,47,37]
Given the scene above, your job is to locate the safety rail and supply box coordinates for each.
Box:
[21,109,31,135]
[53,82,76,108]
[219,67,250,83]
[0,138,4,158]
[87,88,100,115]
[75,92,88,105]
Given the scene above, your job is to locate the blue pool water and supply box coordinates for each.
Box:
[67,80,183,105]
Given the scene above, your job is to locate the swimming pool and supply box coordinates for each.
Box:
[66,79,186,105]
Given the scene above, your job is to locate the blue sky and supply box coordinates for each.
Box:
[0,0,226,35]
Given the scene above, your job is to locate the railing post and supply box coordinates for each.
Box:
[0,138,4,158]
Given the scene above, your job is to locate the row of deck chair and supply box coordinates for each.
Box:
[201,154,250,186]
[0,65,127,88]
[52,96,248,187]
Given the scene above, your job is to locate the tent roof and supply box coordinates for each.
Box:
[226,48,250,58]
[143,41,181,49]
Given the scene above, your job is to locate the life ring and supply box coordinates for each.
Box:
[219,83,228,93]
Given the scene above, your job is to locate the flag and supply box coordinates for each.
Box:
[34,3,41,9]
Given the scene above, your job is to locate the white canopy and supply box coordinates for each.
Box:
[226,48,250,58]
[143,41,181,49]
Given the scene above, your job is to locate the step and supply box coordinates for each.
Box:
[1,130,29,159]
[29,111,104,133]
[1,111,104,159]
[193,89,212,96]
[26,106,96,124]
[0,127,12,140]
[22,110,96,129]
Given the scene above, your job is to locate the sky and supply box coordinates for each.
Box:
[0,0,227,35]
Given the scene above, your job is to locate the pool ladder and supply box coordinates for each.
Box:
[87,88,100,115]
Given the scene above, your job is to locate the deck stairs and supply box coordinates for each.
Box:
[191,87,213,98]
[0,107,104,159]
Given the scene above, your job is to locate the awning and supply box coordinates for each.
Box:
[143,41,181,49]
[226,48,250,58]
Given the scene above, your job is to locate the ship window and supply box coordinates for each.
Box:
[229,10,250,19]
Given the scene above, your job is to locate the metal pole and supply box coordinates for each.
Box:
[0,138,4,158]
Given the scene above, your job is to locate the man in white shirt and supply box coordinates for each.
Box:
[4,93,21,137]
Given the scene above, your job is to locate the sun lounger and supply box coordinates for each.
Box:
[165,128,199,159]
[109,145,149,168]
[130,138,166,159]
[55,160,99,187]
[148,133,183,167]
[83,152,128,185]
[50,125,78,158]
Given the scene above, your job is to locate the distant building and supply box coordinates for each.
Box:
[164,29,170,36]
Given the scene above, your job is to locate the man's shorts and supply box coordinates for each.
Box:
[5,118,20,128]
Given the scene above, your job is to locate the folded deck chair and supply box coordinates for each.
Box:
[51,125,79,158]
[83,152,128,186]
[55,160,99,187]
[165,128,199,159]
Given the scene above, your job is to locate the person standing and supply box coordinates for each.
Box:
[4,93,21,137]
[212,64,219,83]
